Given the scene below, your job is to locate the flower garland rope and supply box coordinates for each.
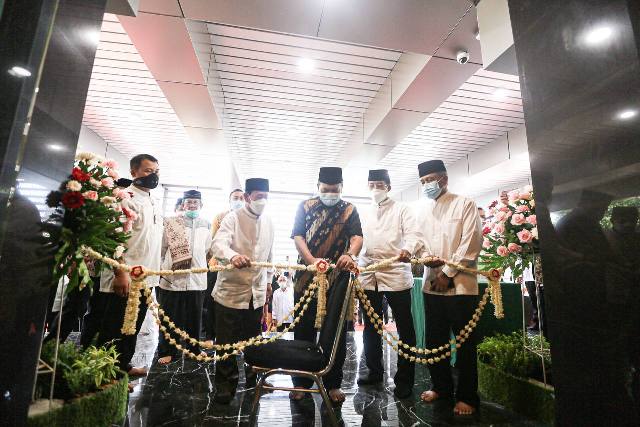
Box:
[313,259,330,328]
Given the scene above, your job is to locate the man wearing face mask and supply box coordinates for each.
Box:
[203,189,246,345]
[358,169,423,398]
[289,166,363,405]
[156,190,212,365]
[211,178,275,404]
[86,154,163,377]
[416,160,483,416]
[272,273,294,331]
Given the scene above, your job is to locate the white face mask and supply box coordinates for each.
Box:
[370,189,388,204]
[230,200,244,211]
[319,192,341,207]
[249,198,267,215]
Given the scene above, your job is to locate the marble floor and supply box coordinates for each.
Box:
[126,332,546,426]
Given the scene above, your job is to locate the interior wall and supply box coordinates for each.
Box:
[77,125,130,176]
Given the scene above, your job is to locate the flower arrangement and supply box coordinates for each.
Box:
[480,185,538,280]
[46,152,132,294]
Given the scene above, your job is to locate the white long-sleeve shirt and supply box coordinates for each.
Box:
[211,206,275,310]
[416,191,483,296]
[159,216,212,291]
[272,285,294,323]
[359,198,423,291]
[100,185,163,292]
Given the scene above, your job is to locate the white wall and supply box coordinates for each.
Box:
[76,125,130,177]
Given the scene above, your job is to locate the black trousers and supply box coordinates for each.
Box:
[203,272,217,340]
[214,301,262,393]
[44,285,91,344]
[156,287,205,358]
[363,289,416,386]
[424,293,479,406]
[84,289,148,371]
[292,271,349,390]
[276,323,291,332]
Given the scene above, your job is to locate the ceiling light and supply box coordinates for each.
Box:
[492,88,508,99]
[48,144,64,151]
[8,66,31,78]
[583,25,613,46]
[297,57,315,73]
[85,29,101,45]
[617,109,637,120]
[475,30,480,41]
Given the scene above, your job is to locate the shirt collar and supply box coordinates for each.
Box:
[242,205,259,220]
[128,185,150,197]
[377,197,393,208]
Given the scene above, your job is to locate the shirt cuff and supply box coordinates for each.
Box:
[222,248,240,262]
[442,265,458,278]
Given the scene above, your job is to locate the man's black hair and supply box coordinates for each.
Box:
[130,154,159,170]
[229,188,244,198]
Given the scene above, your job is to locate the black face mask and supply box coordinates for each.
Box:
[133,173,159,190]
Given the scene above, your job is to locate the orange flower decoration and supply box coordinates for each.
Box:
[489,268,501,281]
[315,259,329,274]
[130,265,145,279]
[208,258,218,268]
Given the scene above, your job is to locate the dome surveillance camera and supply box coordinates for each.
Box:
[456,51,470,64]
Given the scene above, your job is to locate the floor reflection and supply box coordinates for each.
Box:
[127,332,546,426]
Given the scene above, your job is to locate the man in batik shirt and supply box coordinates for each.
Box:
[289,166,363,405]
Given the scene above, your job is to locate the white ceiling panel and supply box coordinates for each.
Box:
[379,68,525,193]
[187,21,401,193]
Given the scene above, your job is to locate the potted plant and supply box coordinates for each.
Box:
[477,333,554,424]
[29,342,128,427]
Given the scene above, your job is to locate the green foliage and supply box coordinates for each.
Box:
[600,196,640,229]
[477,332,551,380]
[64,345,120,395]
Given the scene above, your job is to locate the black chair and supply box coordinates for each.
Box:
[244,273,354,427]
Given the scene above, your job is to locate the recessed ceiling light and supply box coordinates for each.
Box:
[48,144,64,151]
[8,66,31,78]
[617,109,637,120]
[492,88,508,99]
[584,25,614,46]
[297,57,315,73]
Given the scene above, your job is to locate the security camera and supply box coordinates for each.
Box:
[456,51,470,64]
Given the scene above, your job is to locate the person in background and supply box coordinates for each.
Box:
[156,190,212,365]
[290,166,363,405]
[416,159,483,416]
[477,207,486,223]
[174,198,183,215]
[202,188,246,347]
[85,154,163,378]
[210,178,274,404]
[272,273,294,331]
[262,282,273,332]
[357,169,423,398]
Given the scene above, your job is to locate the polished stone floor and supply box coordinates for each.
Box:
[126,332,546,426]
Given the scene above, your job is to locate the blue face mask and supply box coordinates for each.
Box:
[230,200,244,211]
[319,192,341,207]
[422,180,443,200]
[185,210,200,219]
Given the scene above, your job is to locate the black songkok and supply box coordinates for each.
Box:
[318,167,343,185]
[368,169,390,184]
[418,160,447,177]
[245,178,270,193]
[183,190,201,200]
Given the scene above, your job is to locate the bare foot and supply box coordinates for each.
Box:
[128,366,148,377]
[420,390,440,403]
[289,388,307,401]
[328,388,345,405]
[453,401,476,416]
[158,356,172,365]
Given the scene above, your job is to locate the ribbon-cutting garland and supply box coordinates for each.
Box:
[82,246,504,364]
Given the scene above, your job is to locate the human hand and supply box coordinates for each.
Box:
[397,249,411,263]
[231,254,252,268]
[113,272,130,297]
[432,272,451,293]
[336,254,356,271]
[424,258,445,268]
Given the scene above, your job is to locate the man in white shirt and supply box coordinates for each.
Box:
[416,159,483,416]
[156,190,213,365]
[272,273,294,331]
[87,154,163,376]
[358,169,423,399]
[211,178,275,404]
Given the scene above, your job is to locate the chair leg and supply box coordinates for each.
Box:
[249,373,266,427]
[314,376,340,427]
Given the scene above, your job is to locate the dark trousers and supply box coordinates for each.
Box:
[363,289,416,386]
[44,285,91,344]
[276,323,291,332]
[203,272,217,340]
[84,289,148,371]
[156,287,205,358]
[292,271,349,390]
[424,293,479,407]
[214,301,262,393]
